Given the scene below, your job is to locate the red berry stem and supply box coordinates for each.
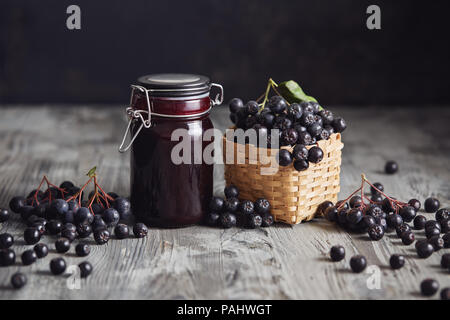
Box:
[337,186,363,210]
[66,177,93,206]
[362,176,407,212]
[28,175,67,205]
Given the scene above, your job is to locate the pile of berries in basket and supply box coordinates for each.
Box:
[228,82,346,171]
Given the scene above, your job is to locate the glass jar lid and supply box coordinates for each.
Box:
[137,73,211,97]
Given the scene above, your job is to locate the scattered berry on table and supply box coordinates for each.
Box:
[107,192,119,200]
[370,182,384,195]
[74,207,94,224]
[224,197,239,213]
[9,196,25,213]
[442,232,450,248]
[349,196,362,208]
[205,212,220,226]
[324,206,338,222]
[94,229,110,245]
[395,223,411,238]
[0,249,16,266]
[224,184,239,198]
[33,243,48,258]
[91,203,104,216]
[0,208,10,222]
[76,223,92,238]
[50,257,67,275]
[424,197,440,213]
[49,199,69,219]
[415,240,434,258]
[79,261,93,278]
[399,206,416,223]
[113,197,131,219]
[209,197,224,212]
[47,219,63,235]
[317,201,334,216]
[254,198,271,215]
[246,214,262,229]
[220,212,237,228]
[75,243,91,257]
[0,233,14,249]
[425,220,441,231]
[420,279,439,297]
[408,199,421,212]
[330,245,345,262]
[441,254,450,269]
[114,224,129,239]
[55,238,71,253]
[11,273,27,289]
[59,180,74,191]
[360,215,376,231]
[401,232,415,245]
[347,208,363,225]
[239,200,255,216]
[261,213,274,227]
[24,227,41,245]
[425,226,440,239]
[384,161,398,174]
[21,249,37,265]
[413,215,427,230]
[440,219,450,233]
[350,255,367,273]
[389,254,405,269]
[368,224,385,241]
[441,288,450,300]
[102,208,120,227]
[386,214,403,229]
[428,235,444,251]
[92,215,107,232]
[62,223,76,233]
[133,223,148,238]
[61,228,77,242]
[435,208,449,223]
[19,205,34,221]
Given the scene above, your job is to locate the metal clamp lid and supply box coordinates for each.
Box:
[118,83,223,153]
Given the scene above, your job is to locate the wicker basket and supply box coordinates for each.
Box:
[222,132,344,224]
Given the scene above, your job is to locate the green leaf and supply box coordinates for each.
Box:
[87,166,97,178]
[278,80,318,104]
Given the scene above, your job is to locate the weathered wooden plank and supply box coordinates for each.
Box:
[0,105,448,300]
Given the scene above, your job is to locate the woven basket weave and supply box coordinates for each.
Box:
[223,132,344,224]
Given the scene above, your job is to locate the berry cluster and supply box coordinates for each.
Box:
[324,174,449,299]
[228,79,347,171]
[206,185,274,229]
[0,168,149,289]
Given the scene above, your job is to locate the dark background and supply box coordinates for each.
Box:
[1,0,449,106]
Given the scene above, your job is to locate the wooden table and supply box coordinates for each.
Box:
[0,105,448,300]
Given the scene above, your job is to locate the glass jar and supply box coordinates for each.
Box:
[119,74,223,228]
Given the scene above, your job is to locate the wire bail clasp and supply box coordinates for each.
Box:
[210,83,224,106]
[118,85,151,153]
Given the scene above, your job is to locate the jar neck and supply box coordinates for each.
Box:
[132,92,211,117]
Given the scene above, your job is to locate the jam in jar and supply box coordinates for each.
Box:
[119,74,223,227]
